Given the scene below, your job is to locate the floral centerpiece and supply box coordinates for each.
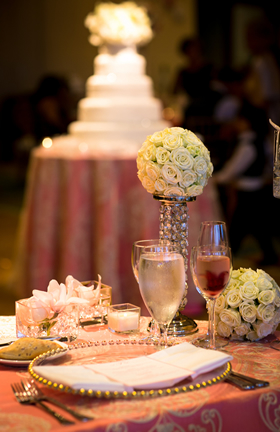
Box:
[16,275,101,339]
[84,1,153,47]
[137,127,213,197]
[215,268,280,341]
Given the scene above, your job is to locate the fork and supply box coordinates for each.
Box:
[22,379,94,422]
[11,382,74,425]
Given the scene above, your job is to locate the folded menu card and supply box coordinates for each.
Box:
[33,342,232,392]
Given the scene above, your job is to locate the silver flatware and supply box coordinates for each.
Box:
[231,371,269,388]
[226,371,269,390]
[22,379,94,422]
[11,382,74,425]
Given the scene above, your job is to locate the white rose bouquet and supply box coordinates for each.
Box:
[85,1,153,47]
[215,268,280,341]
[137,127,213,197]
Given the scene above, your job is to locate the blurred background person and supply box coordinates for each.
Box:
[172,37,220,132]
[0,74,75,179]
[213,67,278,266]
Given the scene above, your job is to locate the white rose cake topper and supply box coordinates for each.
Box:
[137,127,213,197]
[215,268,280,341]
[84,1,153,47]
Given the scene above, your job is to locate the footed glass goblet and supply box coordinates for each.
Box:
[138,244,185,347]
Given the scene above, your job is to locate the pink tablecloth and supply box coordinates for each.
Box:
[1,316,280,432]
[14,145,221,315]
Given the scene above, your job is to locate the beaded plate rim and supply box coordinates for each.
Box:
[28,339,232,399]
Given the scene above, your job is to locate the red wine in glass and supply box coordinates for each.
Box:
[190,245,232,349]
[196,255,231,298]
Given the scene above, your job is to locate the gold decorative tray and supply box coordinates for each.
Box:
[28,340,231,399]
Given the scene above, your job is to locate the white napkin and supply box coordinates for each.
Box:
[33,342,232,391]
[33,365,133,392]
[148,342,233,378]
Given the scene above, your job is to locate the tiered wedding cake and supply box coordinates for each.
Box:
[48,2,169,156]
[69,44,169,149]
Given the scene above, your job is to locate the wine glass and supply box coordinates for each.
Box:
[138,244,185,347]
[190,245,232,350]
[197,221,228,247]
[195,221,230,348]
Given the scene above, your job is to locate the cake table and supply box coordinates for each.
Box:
[13,143,221,317]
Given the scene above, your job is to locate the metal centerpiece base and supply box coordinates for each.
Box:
[153,194,198,336]
[167,311,198,336]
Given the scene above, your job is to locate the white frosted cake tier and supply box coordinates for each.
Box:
[77,97,163,122]
[94,47,145,76]
[86,75,153,98]
[69,120,168,144]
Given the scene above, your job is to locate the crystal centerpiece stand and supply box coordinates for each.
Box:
[153,195,198,336]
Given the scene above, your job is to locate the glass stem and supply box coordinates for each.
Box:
[206,299,210,337]
[208,299,216,349]
[159,324,169,347]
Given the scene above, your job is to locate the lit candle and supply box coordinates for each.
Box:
[108,309,140,333]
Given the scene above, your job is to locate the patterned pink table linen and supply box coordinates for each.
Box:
[1,317,280,432]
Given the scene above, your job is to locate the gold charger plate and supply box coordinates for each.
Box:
[28,339,231,399]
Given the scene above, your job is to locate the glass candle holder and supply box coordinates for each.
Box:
[79,281,112,326]
[107,303,140,334]
[15,299,79,341]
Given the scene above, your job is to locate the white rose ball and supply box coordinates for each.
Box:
[164,186,185,196]
[256,304,275,322]
[183,130,203,146]
[258,289,275,305]
[193,156,208,176]
[145,161,160,181]
[253,321,273,339]
[246,330,259,341]
[163,133,183,151]
[217,321,232,338]
[154,178,167,193]
[239,281,259,301]
[179,170,197,188]
[256,269,274,282]
[239,301,257,323]
[155,147,170,164]
[274,290,280,307]
[231,269,243,279]
[138,140,156,161]
[239,269,258,283]
[226,279,241,291]
[255,277,273,291]
[170,148,194,170]
[187,184,203,196]
[226,289,242,308]
[234,322,251,337]
[215,295,226,313]
[161,163,183,184]
[169,127,187,135]
[185,144,203,157]
[142,176,155,193]
[220,308,241,327]
[150,129,169,145]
